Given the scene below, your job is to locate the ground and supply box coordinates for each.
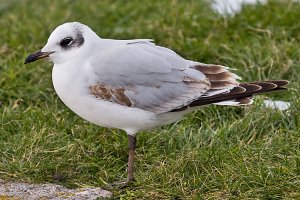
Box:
[0,0,299,199]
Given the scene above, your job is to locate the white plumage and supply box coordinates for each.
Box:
[25,22,288,184]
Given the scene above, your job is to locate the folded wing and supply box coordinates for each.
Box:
[88,40,264,113]
[89,40,214,113]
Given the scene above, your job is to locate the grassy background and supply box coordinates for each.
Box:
[0,0,300,199]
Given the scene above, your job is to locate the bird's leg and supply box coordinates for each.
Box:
[109,134,136,188]
[127,134,136,182]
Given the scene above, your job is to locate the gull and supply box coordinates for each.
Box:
[25,22,288,185]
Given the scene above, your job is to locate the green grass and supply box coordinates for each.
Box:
[0,0,300,199]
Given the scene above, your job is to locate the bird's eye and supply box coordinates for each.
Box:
[60,37,73,47]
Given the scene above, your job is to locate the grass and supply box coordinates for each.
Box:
[0,0,300,199]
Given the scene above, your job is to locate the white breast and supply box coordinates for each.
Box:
[51,63,181,134]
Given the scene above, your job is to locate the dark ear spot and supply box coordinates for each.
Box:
[76,32,84,47]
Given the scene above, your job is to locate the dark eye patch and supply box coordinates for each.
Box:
[60,37,74,47]
[59,29,84,51]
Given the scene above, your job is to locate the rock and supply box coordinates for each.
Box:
[0,179,113,200]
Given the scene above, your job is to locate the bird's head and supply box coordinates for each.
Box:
[25,22,98,64]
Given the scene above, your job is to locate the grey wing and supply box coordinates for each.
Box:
[88,40,238,113]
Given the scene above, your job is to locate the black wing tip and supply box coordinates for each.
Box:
[170,80,289,112]
[266,80,289,87]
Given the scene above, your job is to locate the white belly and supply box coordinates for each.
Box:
[51,65,185,134]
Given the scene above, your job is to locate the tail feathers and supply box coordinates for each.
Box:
[191,80,288,107]
[213,97,253,106]
[171,80,288,111]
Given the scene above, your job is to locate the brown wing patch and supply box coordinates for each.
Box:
[210,81,239,89]
[89,84,132,107]
[227,86,246,94]
[194,64,227,74]
[204,71,235,81]
[194,64,240,90]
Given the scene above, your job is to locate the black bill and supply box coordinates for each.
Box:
[24,50,54,64]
